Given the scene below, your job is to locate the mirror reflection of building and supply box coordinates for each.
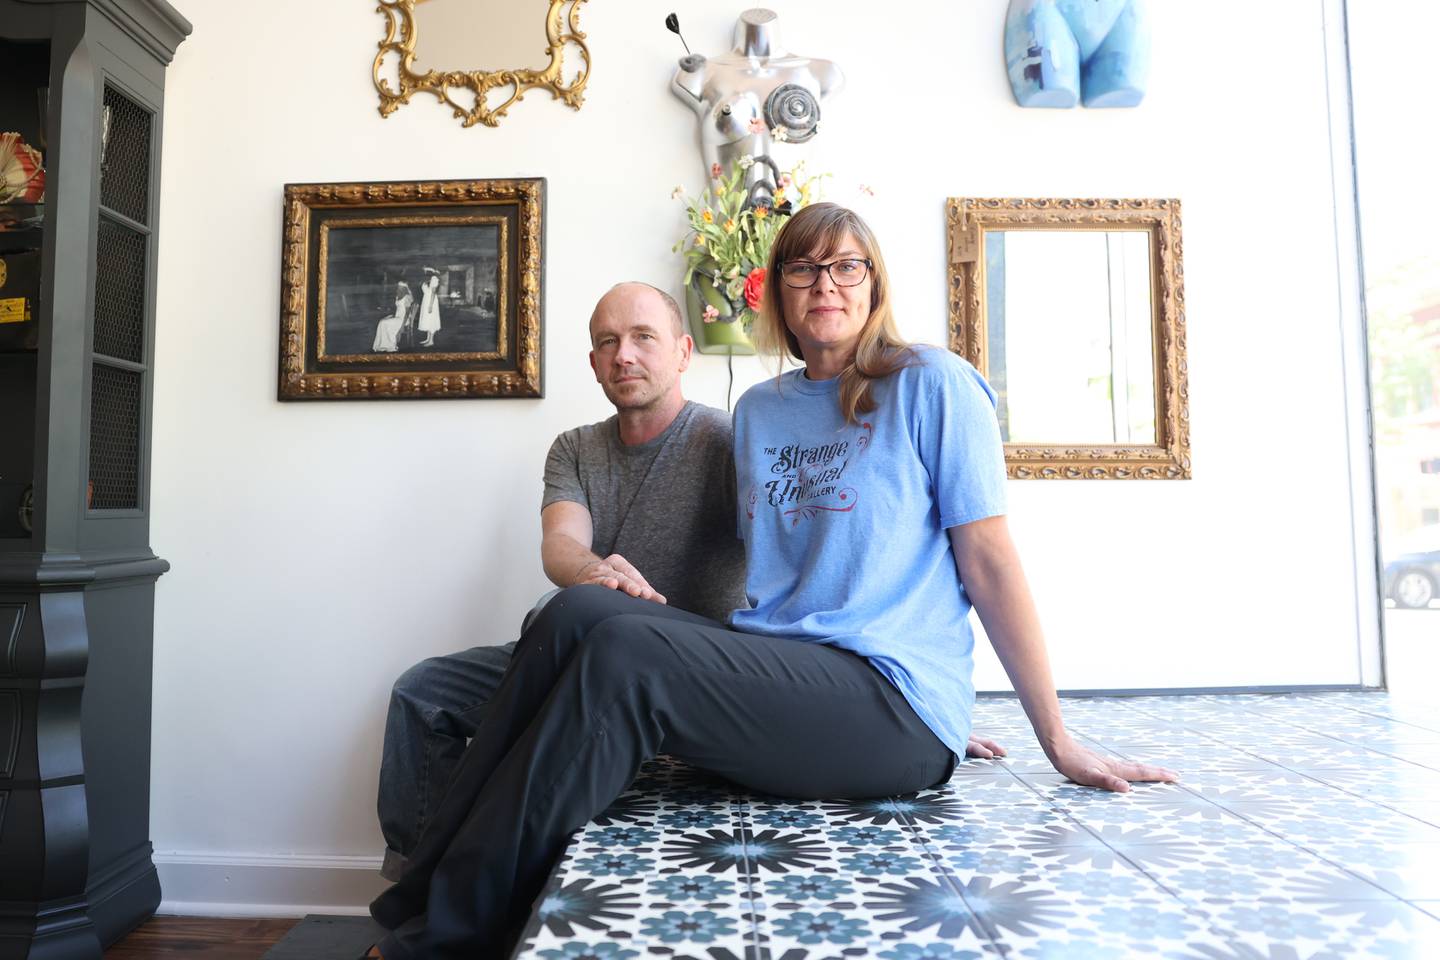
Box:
[985,230,1157,446]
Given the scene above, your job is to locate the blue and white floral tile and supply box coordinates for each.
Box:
[1122,810,1281,846]
[928,839,1225,958]
[913,801,1079,845]
[1189,767,1361,795]
[1302,773,1440,806]
[761,873,996,958]
[1338,850,1440,901]
[745,792,997,957]
[513,694,1440,960]
[1310,839,1440,876]
[937,776,1053,805]
[1195,898,1440,960]
[1239,805,1440,849]
[1383,802,1440,827]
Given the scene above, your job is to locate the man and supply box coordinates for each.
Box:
[376,282,745,879]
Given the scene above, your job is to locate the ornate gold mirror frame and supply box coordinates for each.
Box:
[373,0,591,128]
[946,198,1190,479]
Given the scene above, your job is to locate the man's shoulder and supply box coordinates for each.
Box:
[681,401,733,437]
[670,402,733,459]
[552,413,620,450]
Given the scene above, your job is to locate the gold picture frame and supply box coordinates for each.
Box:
[373,0,591,128]
[946,198,1190,479]
[278,178,544,401]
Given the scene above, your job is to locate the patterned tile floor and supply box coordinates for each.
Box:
[512,692,1440,959]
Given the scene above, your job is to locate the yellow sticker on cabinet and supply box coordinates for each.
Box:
[0,298,29,324]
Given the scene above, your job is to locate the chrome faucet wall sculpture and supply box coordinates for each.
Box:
[669,9,842,207]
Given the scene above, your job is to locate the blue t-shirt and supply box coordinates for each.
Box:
[731,347,1007,759]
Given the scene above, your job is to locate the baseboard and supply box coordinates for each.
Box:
[88,844,161,946]
[153,853,388,918]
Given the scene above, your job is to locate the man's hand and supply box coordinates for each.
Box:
[965,733,1007,759]
[1046,734,1178,793]
[574,553,668,604]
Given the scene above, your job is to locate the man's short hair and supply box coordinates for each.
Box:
[602,282,685,338]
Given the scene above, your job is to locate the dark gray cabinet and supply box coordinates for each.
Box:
[0,2,189,957]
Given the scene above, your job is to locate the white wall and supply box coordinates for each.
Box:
[149,0,1369,913]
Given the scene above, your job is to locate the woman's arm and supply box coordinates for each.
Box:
[949,515,1178,792]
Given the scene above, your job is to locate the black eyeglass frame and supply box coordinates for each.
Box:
[777,257,875,289]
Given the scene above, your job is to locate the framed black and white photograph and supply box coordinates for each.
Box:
[278,178,544,400]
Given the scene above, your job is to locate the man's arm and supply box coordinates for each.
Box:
[541,501,667,604]
[949,515,1177,792]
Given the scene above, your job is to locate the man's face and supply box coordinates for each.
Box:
[588,288,692,411]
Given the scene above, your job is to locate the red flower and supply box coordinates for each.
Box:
[743,267,766,310]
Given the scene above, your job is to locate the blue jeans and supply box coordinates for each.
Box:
[377,642,516,880]
[377,592,556,879]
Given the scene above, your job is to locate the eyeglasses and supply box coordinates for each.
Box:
[778,258,873,288]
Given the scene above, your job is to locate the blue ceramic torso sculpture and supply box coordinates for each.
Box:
[1005,0,1151,107]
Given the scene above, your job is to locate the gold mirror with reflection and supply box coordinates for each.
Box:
[373,0,591,128]
[946,198,1190,479]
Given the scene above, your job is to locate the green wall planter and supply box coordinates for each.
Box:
[685,279,755,356]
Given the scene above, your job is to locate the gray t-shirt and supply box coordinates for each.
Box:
[542,401,746,623]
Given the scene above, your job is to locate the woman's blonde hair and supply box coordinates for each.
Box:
[753,203,915,424]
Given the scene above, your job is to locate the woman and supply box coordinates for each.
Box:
[371,281,414,353]
[366,204,1176,959]
[417,269,442,347]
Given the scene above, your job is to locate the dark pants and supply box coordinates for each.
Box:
[369,585,955,958]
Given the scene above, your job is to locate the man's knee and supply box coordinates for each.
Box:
[390,655,453,709]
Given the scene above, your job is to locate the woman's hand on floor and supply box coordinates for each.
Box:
[965,733,1007,759]
[1047,736,1179,793]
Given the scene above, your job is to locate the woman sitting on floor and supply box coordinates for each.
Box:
[365,203,1178,959]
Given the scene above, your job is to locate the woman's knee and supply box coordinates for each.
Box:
[525,584,633,637]
[513,585,650,672]
[571,615,678,691]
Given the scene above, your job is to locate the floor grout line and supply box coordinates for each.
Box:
[731,789,770,960]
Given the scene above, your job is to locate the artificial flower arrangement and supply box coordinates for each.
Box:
[673,154,826,336]
[0,133,45,206]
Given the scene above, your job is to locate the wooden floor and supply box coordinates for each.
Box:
[105,917,298,959]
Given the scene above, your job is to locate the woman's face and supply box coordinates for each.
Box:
[778,231,874,361]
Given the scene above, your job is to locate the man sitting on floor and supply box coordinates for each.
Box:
[376,281,745,879]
